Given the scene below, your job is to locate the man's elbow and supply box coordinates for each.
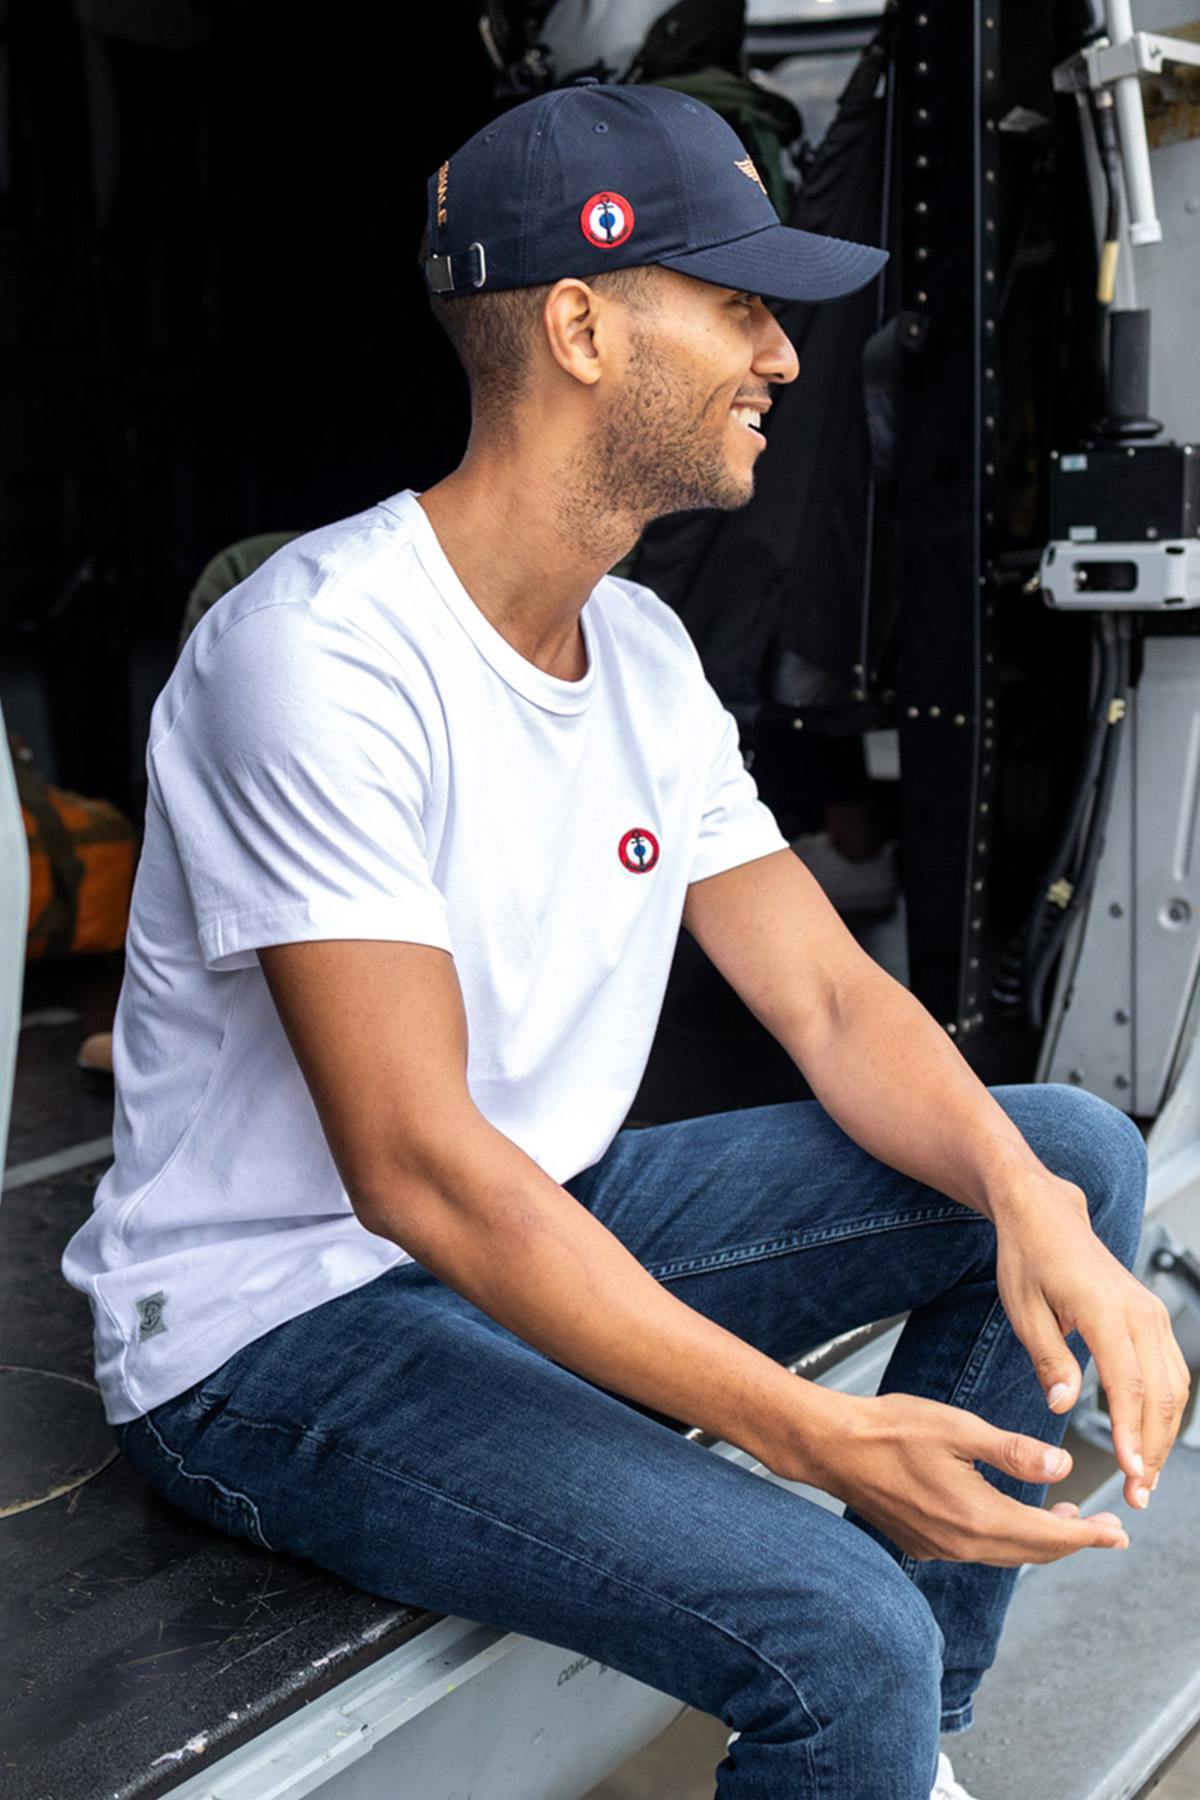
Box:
[343,1117,526,1261]
[348,1164,432,1245]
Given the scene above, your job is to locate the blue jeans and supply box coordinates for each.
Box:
[118,1084,1146,1799]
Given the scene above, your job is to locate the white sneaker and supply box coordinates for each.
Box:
[790,831,900,915]
[931,1749,980,1799]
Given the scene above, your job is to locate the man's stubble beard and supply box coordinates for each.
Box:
[558,329,754,560]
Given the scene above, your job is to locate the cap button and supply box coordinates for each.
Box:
[572,75,602,86]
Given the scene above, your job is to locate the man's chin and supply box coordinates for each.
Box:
[645,470,756,525]
[726,467,757,509]
[705,469,757,514]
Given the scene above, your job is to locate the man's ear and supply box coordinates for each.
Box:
[541,279,607,388]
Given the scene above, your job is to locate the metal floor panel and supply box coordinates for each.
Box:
[948,1453,1200,1800]
[0,1160,435,1800]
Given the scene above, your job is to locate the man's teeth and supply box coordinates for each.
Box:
[732,406,762,430]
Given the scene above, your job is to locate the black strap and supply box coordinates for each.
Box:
[425,242,488,295]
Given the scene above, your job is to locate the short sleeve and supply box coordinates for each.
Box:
[688,678,790,885]
[151,603,451,972]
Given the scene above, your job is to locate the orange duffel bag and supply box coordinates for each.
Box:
[10,736,137,960]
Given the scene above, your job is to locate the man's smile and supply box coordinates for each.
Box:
[730,395,771,446]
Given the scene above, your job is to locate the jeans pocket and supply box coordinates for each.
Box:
[200,1481,275,1552]
[121,1404,276,1553]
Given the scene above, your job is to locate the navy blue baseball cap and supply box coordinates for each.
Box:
[424,80,887,304]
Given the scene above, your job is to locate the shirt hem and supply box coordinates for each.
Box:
[689,830,790,887]
[100,1245,414,1425]
[199,902,453,972]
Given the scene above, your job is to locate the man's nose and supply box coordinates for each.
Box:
[752,301,800,386]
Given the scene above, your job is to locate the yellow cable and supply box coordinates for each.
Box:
[1098,240,1119,305]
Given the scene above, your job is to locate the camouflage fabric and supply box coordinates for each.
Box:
[176,529,301,658]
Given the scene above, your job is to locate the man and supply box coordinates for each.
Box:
[64,83,1189,1799]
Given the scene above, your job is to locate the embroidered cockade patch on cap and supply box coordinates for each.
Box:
[580,191,635,249]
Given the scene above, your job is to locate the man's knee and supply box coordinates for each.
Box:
[720,1513,943,1731]
[723,1551,942,1794]
[804,1527,944,1711]
[997,1082,1147,1268]
[866,1568,944,1692]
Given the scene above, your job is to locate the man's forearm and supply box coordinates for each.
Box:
[355,1117,840,1477]
[792,962,1058,1222]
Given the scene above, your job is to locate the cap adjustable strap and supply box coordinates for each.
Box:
[425,241,488,295]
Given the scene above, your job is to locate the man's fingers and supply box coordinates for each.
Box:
[1137,1305,1193,1490]
[991,1494,1129,1563]
[1091,1297,1191,1501]
[946,1487,1128,1564]
[1133,1343,1176,1498]
[974,1422,1073,1488]
[1158,1333,1194,1481]
[1017,1295,1081,1413]
[1036,1505,1129,1557]
[1089,1327,1148,1492]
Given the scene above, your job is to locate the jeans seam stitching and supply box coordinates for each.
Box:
[945,1295,1008,1412]
[138,1410,276,1552]
[646,1208,986,1281]
[225,1415,823,1748]
[895,1294,1009,1579]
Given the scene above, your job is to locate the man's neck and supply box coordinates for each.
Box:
[417,447,640,683]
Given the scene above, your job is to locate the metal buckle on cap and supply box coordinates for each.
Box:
[425,242,487,295]
[425,253,455,295]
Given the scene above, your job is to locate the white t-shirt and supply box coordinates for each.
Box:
[63,491,788,1424]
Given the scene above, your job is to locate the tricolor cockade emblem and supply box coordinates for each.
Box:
[580,191,635,249]
[618,827,660,874]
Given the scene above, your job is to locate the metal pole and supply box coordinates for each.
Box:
[1105,0,1163,243]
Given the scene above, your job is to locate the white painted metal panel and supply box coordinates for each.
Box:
[0,703,29,1182]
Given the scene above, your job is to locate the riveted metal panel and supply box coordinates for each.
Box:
[894,0,995,1040]
[1040,637,1200,1115]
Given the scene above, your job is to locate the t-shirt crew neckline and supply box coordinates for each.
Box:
[383,490,598,717]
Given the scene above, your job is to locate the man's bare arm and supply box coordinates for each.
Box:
[682,849,1050,1221]
[255,936,1131,1564]
[259,938,823,1463]
[683,849,1190,1506]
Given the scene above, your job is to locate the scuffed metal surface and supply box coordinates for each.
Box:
[0,1367,118,1517]
[0,1145,433,1800]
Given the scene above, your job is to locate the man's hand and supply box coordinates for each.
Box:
[992,1177,1192,1507]
[793,1390,1131,1566]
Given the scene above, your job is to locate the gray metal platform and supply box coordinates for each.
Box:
[948,1452,1200,1800]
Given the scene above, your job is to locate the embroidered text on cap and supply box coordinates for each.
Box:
[580,192,635,249]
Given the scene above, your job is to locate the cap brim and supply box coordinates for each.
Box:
[657,222,888,303]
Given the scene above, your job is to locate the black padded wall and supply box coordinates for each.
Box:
[2,0,492,815]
